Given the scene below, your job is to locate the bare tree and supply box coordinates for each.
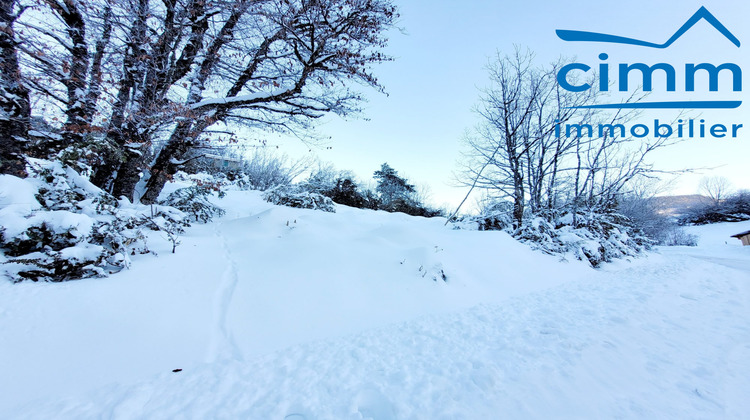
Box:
[458,50,539,227]
[16,0,115,149]
[457,49,595,227]
[458,49,681,228]
[616,177,674,241]
[139,0,398,203]
[99,0,215,199]
[699,175,732,205]
[10,0,396,202]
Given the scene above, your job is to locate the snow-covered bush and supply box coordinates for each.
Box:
[380,197,444,217]
[0,205,107,281]
[302,172,381,210]
[299,164,441,216]
[660,226,698,246]
[263,185,336,213]
[680,191,750,225]
[457,201,513,231]
[641,219,697,247]
[241,150,310,191]
[301,164,339,195]
[514,217,568,255]
[0,159,188,282]
[161,183,226,223]
[323,177,368,208]
[617,194,697,246]
[451,208,651,267]
[518,213,652,267]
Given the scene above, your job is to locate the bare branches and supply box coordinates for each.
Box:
[458,49,684,226]
[137,0,397,203]
[11,0,397,201]
[699,176,732,204]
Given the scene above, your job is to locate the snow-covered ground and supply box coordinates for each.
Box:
[1,191,749,419]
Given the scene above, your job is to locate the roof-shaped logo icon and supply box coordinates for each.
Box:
[556,6,740,48]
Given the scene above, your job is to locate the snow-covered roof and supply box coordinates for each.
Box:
[730,230,750,238]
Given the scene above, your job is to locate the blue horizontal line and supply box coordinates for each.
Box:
[568,101,742,109]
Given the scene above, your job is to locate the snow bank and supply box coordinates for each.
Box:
[2,240,749,419]
[0,174,40,214]
[1,187,748,418]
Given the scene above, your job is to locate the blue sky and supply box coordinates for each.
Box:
[275,0,750,209]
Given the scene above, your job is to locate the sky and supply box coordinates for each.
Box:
[273,0,750,210]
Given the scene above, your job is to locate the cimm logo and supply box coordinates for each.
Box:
[555,6,742,110]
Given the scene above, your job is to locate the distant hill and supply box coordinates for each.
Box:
[650,195,709,217]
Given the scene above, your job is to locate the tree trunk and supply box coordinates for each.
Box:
[90,0,147,191]
[512,168,525,228]
[40,0,90,148]
[61,7,89,146]
[89,151,120,191]
[89,123,127,191]
[110,152,143,201]
[110,129,149,201]
[110,120,150,201]
[84,5,112,121]
[141,8,276,204]
[140,127,193,204]
[0,0,29,177]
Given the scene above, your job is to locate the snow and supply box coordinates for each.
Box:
[0,172,94,239]
[0,208,95,239]
[58,243,105,262]
[1,189,749,419]
[190,89,288,109]
[660,220,750,272]
[28,130,62,140]
[0,174,40,214]
[44,210,94,237]
[687,220,750,248]
[62,165,102,196]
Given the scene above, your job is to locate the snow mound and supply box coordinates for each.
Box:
[1,186,748,418]
[263,185,336,212]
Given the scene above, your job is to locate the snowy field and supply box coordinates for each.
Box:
[1,190,749,419]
